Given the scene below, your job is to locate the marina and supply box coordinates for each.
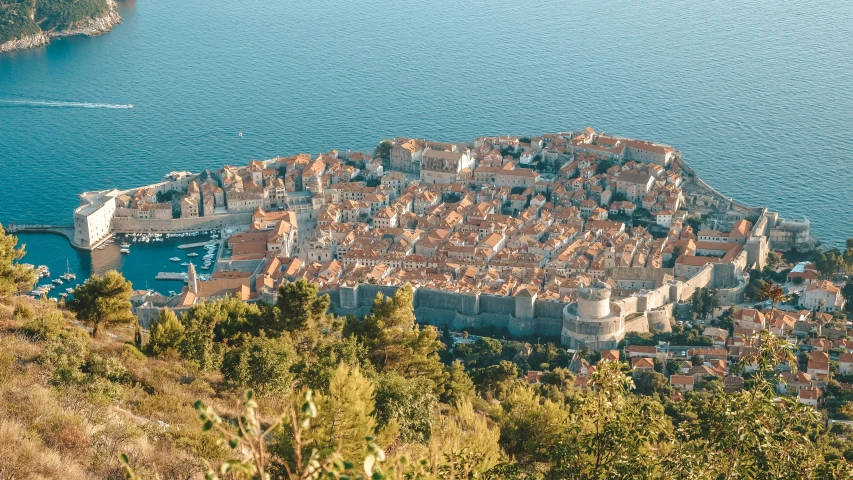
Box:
[13,231,221,299]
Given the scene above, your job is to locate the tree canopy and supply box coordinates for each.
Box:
[66,270,133,338]
[0,223,36,297]
[345,284,446,387]
[0,0,109,44]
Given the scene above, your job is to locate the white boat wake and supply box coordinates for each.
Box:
[0,99,133,109]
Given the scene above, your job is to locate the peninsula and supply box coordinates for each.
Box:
[0,0,120,53]
[72,128,821,350]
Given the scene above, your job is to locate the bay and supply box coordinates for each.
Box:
[1,0,851,294]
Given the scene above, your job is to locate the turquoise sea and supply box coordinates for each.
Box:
[1,0,851,294]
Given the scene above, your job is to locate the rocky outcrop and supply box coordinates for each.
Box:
[50,1,122,39]
[0,0,121,54]
[0,33,50,53]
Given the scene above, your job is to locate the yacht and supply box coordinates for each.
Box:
[61,260,76,281]
[120,248,130,254]
[121,243,131,248]
[170,257,181,262]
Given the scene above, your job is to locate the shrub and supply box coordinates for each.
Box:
[39,328,90,387]
[20,309,66,341]
[221,333,297,396]
[84,352,130,384]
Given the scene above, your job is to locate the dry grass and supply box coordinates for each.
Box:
[0,296,246,479]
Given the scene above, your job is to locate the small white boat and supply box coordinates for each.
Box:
[201,264,210,270]
[180,262,189,267]
[120,248,130,254]
[66,288,74,294]
[170,257,181,262]
[128,104,134,108]
[52,278,63,285]
[187,252,199,257]
[121,243,131,248]
[97,245,106,250]
[168,291,177,296]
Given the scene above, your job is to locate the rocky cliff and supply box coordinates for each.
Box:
[0,0,121,54]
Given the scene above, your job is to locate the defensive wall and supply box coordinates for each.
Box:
[323,255,747,348]
[326,284,566,339]
[110,212,254,234]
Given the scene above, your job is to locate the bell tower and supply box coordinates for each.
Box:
[187,262,198,295]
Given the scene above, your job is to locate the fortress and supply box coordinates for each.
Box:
[323,204,811,349]
[75,130,817,350]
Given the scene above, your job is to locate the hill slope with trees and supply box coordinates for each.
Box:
[0,0,118,51]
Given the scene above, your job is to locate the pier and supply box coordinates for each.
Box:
[177,241,217,249]
[155,272,188,281]
[6,223,75,238]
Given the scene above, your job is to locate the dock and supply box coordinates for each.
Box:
[155,272,188,281]
[177,241,217,250]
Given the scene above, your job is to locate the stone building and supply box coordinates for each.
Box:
[561,281,626,350]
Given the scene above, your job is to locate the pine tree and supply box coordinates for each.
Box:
[275,279,331,333]
[221,333,297,397]
[430,397,502,476]
[440,359,476,404]
[310,363,377,459]
[0,223,36,297]
[351,284,446,387]
[148,307,185,355]
[66,270,134,338]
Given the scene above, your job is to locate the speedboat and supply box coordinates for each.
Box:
[128,104,133,109]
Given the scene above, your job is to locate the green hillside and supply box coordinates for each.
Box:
[0,0,109,44]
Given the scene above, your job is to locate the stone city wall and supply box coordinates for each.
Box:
[680,264,715,301]
[111,213,254,234]
[326,284,566,339]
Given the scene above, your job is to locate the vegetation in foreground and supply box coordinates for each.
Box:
[1,225,853,478]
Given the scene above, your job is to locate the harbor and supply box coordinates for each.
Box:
[14,230,226,299]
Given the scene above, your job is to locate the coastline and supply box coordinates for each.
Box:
[0,0,121,54]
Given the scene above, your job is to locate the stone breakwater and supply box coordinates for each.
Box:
[0,0,121,54]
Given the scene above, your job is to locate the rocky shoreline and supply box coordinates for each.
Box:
[0,0,121,54]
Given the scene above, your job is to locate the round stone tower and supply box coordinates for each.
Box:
[561,281,625,350]
[577,280,612,318]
